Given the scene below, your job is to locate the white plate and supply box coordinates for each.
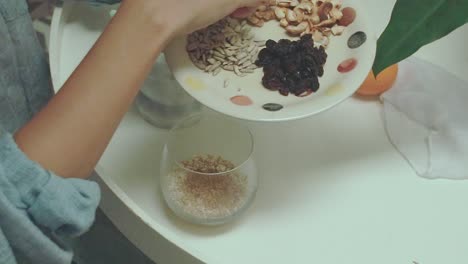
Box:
[165,0,376,122]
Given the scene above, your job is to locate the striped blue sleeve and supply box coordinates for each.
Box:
[0,130,101,264]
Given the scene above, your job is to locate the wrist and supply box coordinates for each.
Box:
[116,0,176,50]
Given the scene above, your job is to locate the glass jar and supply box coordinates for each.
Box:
[160,113,258,225]
[135,54,202,129]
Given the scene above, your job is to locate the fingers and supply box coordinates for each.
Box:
[231,7,256,18]
[240,0,266,7]
[230,0,265,18]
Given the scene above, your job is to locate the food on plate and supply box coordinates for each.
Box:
[255,35,327,96]
[185,0,358,98]
[186,18,265,77]
[247,0,354,47]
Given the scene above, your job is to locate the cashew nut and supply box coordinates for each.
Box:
[286,21,309,35]
[280,18,289,27]
[316,18,336,27]
[274,7,287,19]
[329,7,343,20]
[295,2,314,13]
[286,9,298,23]
[294,8,305,22]
[244,0,351,47]
[247,15,264,27]
[331,25,345,35]
[312,30,324,42]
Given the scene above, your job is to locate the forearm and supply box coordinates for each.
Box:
[15,1,171,179]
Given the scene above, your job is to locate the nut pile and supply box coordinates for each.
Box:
[256,35,327,96]
[248,0,355,47]
[186,18,265,77]
[166,154,248,220]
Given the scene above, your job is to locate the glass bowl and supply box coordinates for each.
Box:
[160,113,258,225]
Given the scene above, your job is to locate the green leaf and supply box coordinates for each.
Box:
[373,0,468,76]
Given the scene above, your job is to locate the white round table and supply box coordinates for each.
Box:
[50,2,468,264]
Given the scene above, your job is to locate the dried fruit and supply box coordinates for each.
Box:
[255,35,328,97]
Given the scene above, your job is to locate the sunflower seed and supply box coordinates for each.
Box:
[238,56,251,65]
[236,52,248,60]
[194,62,206,70]
[255,40,266,46]
[225,50,235,56]
[207,58,217,64]
[205,65,214,72]
[186,18,265,78]
[240,68,255,73]
[247,43,256,53]
[246,64,258,70]
[234,65,242,76]
[213,67,222,76]
[241,61,253,68]
[249,47,259,56]
[213,55,225,62]
[206,62,221,72]
[212,50,224,57]
[223,65,235,71]
[214,47,225,54]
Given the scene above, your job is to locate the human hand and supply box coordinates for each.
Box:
[123,0,263,37]
[19,0,262,179]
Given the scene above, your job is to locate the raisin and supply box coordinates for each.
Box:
[294,88,306,96]
[300,34,313,42]
[256,34,327,97]
[266,39,277,49]
[278,39,292,46]
[279,88,290,96]
[284,62,298,73]
[263,77,285,91]
[317,67,324,77]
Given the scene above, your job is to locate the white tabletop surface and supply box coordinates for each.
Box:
[50,1,468,264]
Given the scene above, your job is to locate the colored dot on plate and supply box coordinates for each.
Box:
[262,103,283,112]
[184,76,205,91]
[325,83,344,96]
[230,95,253,106]
[348,31,367,49]
[338,7,356,26]
[338,58,358,73]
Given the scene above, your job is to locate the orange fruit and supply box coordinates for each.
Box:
[356,64,399,96]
